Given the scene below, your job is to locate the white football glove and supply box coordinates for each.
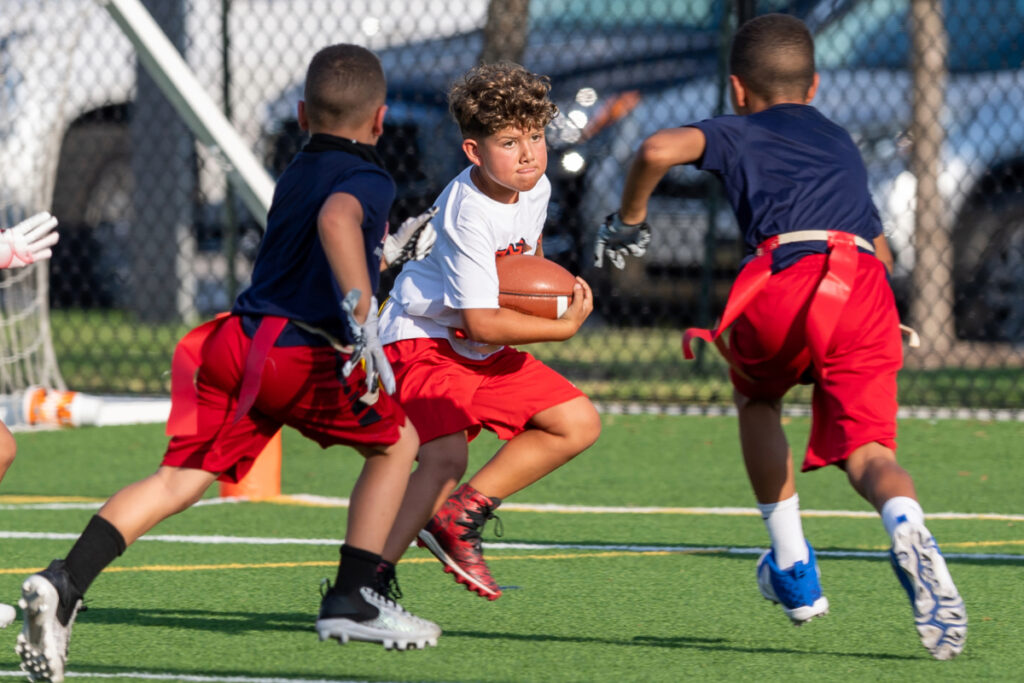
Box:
[0,212,59,269]
[593,211,651,269]
[382,206,439,269]
[340,289,395,404]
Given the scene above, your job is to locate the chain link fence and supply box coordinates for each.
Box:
[1,0,1022,410]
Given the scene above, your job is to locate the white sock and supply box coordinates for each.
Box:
[881,496,926,538]
[757,494,808,569]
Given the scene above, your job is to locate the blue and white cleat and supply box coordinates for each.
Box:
[757,543,830,625]
[890,522,967,660]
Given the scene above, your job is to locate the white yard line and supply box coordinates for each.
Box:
[3,493,1023,522]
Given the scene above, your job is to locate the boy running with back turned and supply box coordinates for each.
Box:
[595,14,966,660]
[374,62,602,600]
[15,44,439,683]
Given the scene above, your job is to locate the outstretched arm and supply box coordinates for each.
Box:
[595,126,706,269]
[619,126,707,224]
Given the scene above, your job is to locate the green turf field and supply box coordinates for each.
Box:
[0,415,1021,682]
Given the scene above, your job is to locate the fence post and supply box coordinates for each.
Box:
[908,0,952,361]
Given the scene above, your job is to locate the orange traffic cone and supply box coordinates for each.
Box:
[220,430,282,500]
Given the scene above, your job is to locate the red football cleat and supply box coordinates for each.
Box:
[417,483,503,600]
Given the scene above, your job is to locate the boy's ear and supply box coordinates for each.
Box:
[462,137,482,166]
[804,72,820,103]
[371,104,388,138]
[297,100,309,131]
[728,75,747,112]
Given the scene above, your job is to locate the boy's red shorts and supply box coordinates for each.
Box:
[162,316,406,483]
[728,253,901,470]
[384,338,585,444]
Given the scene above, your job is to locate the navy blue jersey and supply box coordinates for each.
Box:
[690,103,882,271]
[233,138,395,345]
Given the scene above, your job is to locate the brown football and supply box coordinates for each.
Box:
[496,254,577,319]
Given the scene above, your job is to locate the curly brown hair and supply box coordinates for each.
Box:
[448,62,559,139]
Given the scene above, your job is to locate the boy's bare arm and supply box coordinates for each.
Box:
[318,192,373,322]
[873,234,894,275]
[619,126,707,224]
[319,191,397,395]
[459,276,592,345]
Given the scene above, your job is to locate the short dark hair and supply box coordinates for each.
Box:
[730,13,815,101]
[303,44,386,130]
[448,62,558,139]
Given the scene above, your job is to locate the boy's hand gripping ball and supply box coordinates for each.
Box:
[496,254,577,319]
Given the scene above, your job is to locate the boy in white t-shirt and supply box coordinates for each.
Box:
[377,62,601,600]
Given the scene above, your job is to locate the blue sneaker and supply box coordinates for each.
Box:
[890,522,967,660]
[757,543,830,625]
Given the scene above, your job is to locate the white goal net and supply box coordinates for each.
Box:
[0,212,64,398]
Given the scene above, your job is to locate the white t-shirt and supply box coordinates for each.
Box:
[380,166,550,359]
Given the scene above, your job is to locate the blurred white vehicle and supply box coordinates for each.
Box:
[0,0,486,314]
[572,0,1024,340]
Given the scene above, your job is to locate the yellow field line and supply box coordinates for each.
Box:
[938,539,1024,549]
[0,550,706,576]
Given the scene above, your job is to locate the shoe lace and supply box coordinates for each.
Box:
[319,577,333,599]
[460,502,503,541]
[362,587,414,617]
[378,570,403,602]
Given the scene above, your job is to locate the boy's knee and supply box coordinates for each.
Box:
[573,402,602,451]
[551,400,601,462]
[733,388,780,412]
[418,436,469,480]
[152,467,214,511]
[846,442,898,471]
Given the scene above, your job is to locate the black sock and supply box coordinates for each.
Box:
[63,515,127,595]
[335,544,381,594]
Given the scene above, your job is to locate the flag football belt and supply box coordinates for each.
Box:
[682,230,874,380]
[167,312,234,436]
[166,314,358,437]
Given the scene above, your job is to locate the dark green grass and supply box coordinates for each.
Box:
[0,415,1021,681]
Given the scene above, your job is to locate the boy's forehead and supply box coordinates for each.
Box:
[490,125,544,138]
